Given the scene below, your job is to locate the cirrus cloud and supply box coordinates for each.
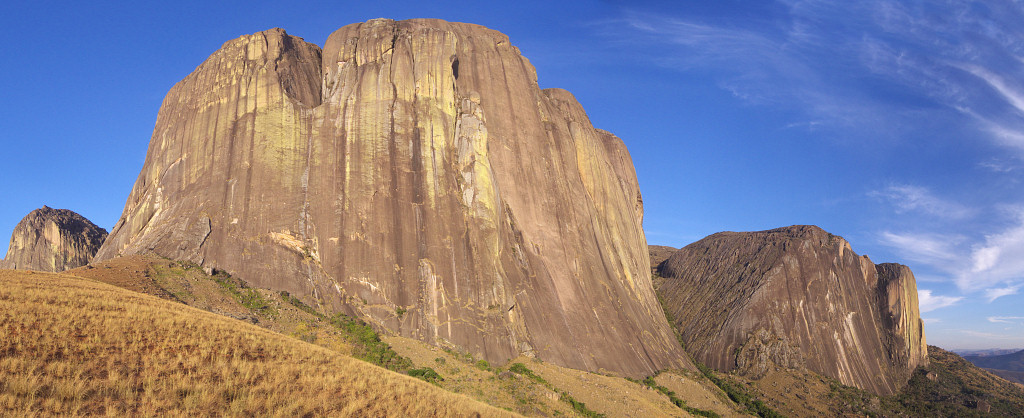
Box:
[918,289,964,312]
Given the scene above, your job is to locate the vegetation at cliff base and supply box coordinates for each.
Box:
[637,375,721,417]
[327,313,415,372]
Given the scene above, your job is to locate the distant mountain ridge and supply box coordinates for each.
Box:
[965,349,1024,384]
[957,348,1022,357]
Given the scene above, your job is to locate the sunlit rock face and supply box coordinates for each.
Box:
[657,225,927,395]
[95,19,687,377]
[0,206,107,272]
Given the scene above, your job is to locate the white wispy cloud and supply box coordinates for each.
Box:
[960,329,1022,340]
[978,159,1018,173]
[614,9,895,134]
[918,289,964,312]
[960,64,1024,116]
[618,0,1024,155]
[981,120,1024,152]
[987,316,1024,324]
[984,285,1022,302]
[880,208,1024,294]
[871,184,974,219]
[957,209,1024,291]
[879,231,962,268]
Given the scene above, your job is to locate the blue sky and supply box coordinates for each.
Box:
[1,0,1021,350]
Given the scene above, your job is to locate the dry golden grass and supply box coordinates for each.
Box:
[525,359,686,417]
[384,337,568,416]
[0,270,514,417]
[386,335,749,417]
[653,372,747,417]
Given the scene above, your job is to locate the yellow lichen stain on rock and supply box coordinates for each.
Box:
[269,231,304,253]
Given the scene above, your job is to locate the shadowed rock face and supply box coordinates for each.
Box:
[0,206,107,272]
[95,19,687,377]
[657,225,927,395]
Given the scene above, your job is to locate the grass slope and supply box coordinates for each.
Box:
[896,346,1024,416]
[0,270,512,416]
[68,255,744,417]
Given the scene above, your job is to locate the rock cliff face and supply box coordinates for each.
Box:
[648,245,678,270]
[0,206,108,272]
[95,19,686,376]
[657,225,927,395]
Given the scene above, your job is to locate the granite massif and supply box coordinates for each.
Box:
[657,225,928,395]
[0,206,108,272]
[95,19,686,376]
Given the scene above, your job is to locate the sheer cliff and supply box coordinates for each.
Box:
[0,206,107,272]
[657,225,927,395]
[95,19,686,377]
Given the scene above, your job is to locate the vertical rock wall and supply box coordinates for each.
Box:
[95,19,686,377]
[657,225,927,395]
[0,206,107,272]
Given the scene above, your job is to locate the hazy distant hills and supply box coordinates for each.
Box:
[964,349,1024,384]
[958,348,1022,357]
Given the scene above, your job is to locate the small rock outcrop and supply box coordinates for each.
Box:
[0,206,108,272]
[95,19,686,377]
[657,225,927,395]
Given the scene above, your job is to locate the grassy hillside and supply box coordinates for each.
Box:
[64,256,746,417]
[897,346,1024,416]
[0,270,512,416]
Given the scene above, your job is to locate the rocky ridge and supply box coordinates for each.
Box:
[0,206,107,272]
[95,19,686,377]
[657,225,927,395]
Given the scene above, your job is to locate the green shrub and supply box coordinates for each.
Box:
[279,291,323,318]
[408,367,443,383]
[640,374,721,418]
[328,313,413,372]
[206,271,277,317]
[559,392,604,418]
[508,363,547,385]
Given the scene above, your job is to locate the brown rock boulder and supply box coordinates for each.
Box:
[657,225,927,395]
[0,206,108,272]
[95,19,687,377]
